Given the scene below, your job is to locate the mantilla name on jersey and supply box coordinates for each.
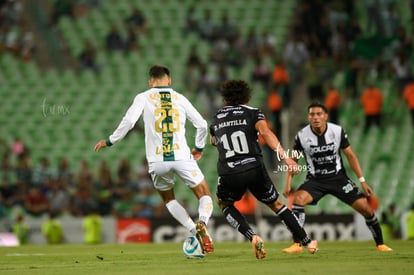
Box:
[214,119,247,131]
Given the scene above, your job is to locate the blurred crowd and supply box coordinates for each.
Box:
[0,0,35,62]
[0,138,166,220]
[278,0,413,127]
[179,0,414,131]
[77,3,147,73]
[43,0,414,128]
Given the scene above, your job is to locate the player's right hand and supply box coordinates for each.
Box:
[94,140,107,152]
[284,158,300,175]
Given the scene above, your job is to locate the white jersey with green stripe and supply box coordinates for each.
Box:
[108,86,207,162]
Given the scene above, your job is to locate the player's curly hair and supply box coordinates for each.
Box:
[220,79,251,105]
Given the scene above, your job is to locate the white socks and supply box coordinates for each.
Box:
[165,196,213,235]
[198,195,213,225]
[166,200,195,232]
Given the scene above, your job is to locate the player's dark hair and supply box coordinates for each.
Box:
[149,65,170,79]
[308,102,328,113]
[220,79,251,105]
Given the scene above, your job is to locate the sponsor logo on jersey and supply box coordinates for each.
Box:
[232,110,244,115]
[309,143,336,155]
[217,112,229,119]
[227,157,256,168]
[155,143,180,154]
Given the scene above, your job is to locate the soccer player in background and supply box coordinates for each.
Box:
[282,102,393,252]
[209,79,318,259]
[94,65,214,254]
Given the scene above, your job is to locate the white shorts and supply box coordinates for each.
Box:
[148,160,205,191]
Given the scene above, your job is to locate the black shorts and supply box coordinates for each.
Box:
[298,173,365,205]
[216,164,279,204]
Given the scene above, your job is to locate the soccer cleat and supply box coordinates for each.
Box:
[195,221,214,254]
[282,242,303,253]
[306,240,318,254]
[377,244,393,252]
[252,235,266,259]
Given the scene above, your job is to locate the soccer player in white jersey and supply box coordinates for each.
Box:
[282,102,392,252]
[94,65,214,254]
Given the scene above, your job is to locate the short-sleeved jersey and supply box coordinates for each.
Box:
[108,86,208,163]
[210,105,265,175]
[294,122,350,178]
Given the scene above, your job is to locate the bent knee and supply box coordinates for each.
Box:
[192,181,212,198]
[217,198,233,210]
[359,207,375,217]
[292,190,312,205]
[352,198,375,217]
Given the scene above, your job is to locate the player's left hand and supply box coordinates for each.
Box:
[192,149,203,160]
[361,181,373,197]
[94,140,107,152]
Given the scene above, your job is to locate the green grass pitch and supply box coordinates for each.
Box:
[0,240,412,275]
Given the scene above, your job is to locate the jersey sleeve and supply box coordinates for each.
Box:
[253,108,266,124]
[293,134,304,152]
[109,94,144,144]
[182,95,208,150]
[340,128,350,149]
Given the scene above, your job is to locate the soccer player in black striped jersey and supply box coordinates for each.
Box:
[282,102,392,252]
[210,79,318,259]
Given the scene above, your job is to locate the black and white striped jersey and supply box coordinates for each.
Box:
[293,122,350,178]
[210,105,265,175]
